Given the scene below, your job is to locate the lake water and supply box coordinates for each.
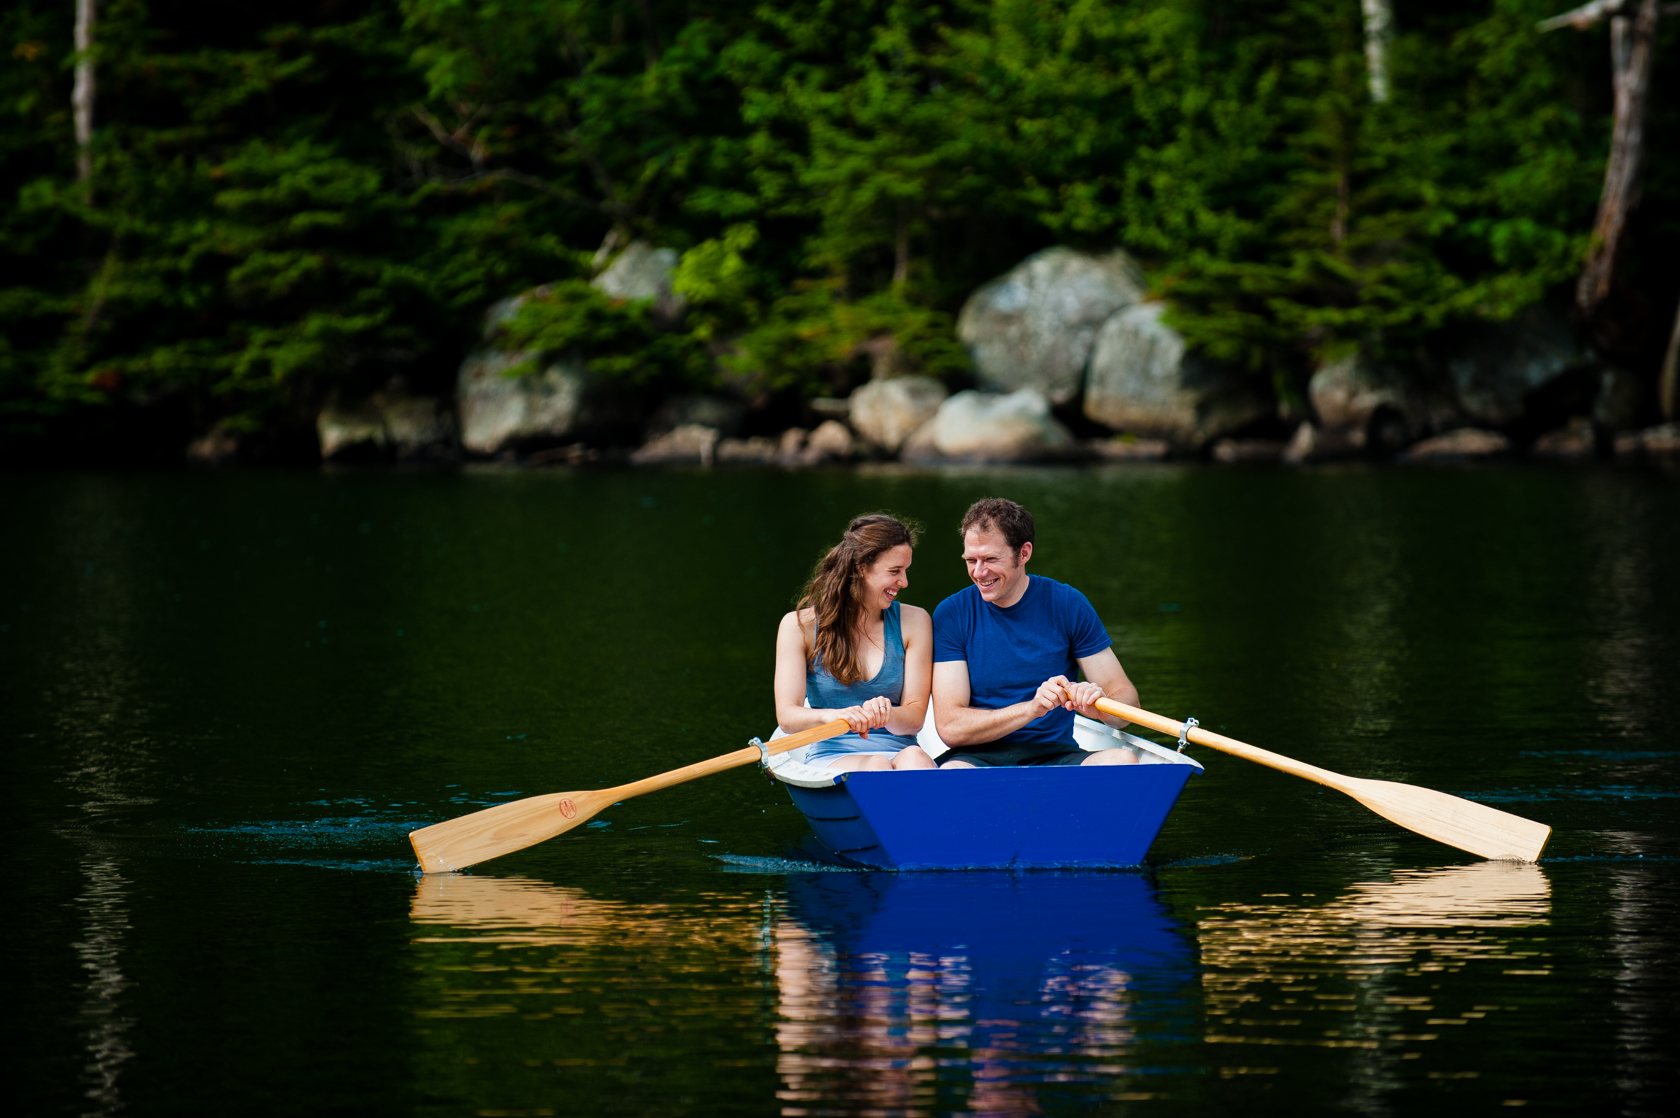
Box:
[5,463,1677,1117]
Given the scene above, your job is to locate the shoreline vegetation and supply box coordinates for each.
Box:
[3,2,1677,468]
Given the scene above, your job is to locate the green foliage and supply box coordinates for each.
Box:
[498,279,710,386]
[722,284,970,399]
[0,0,1670,450]
[672,223,764,340]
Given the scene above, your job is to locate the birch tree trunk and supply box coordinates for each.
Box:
[1361,0,1393,103]
[1577,0,1659,314]
[74,0,97,187]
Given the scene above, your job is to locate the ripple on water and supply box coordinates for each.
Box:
[1469,786,1680,802]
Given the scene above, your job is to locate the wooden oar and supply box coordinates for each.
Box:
[408,719,852,874]
[1092,698,1551,862]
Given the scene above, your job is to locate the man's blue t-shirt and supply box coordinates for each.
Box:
[932,575,1112,747]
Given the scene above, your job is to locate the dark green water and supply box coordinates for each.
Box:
[5,463,1677,1117]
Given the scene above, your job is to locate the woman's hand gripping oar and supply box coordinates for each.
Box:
[409,719,852,874]
[1091,698,1551,861]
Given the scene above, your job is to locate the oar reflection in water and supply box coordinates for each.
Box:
[1193,862,1552,1080]
[407,873,776,1114]
[774,872,1197,1115]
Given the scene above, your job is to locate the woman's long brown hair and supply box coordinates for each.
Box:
[798,514,918,685]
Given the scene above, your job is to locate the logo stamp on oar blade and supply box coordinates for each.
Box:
[558,798,577,819]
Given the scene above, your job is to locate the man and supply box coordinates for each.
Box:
[932,498,1139,767]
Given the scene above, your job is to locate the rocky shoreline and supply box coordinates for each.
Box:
[193,243,1679,468]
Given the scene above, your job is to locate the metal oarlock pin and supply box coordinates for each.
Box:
[1177,717,1199,753]
[750,737,778,784]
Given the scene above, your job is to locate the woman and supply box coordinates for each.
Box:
[774,514,936,771]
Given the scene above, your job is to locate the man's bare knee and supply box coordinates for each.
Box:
[941,758,977,769]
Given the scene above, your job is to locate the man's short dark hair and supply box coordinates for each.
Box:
[960,498,1034,554]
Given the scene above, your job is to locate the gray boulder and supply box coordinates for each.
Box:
[802,420,856,463]
[1295,352,1457,459]
[1443,304,1593,427]
[1532,417,1595,459]
[1212,438,1288,464]
[808,397,852,422]
[317,389,457,461]
[1083,302,1271,445]
[856,334,919,380]
[848,376,949,453]
[1614,422,1680,460]
[647,395,746,439]
[1401,428,1512,461]
[632,423,719,466]
[185,422,241,465]
[458,350,633,456]
[593,241,686,326]
[317,398,387,460]
[716,435,779,463]
[462,279,647,455]
[902,389,1077,463]
[382,392,457,459]
[1593,366,1645,433]
[1089,434,1171,461]
[1282,421,1368,464]
[482,293,528,339]
[958,247,1147,405]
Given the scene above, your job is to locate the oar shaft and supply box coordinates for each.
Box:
[610,719,852,802]
[407,719,855,874]
[1093,698,1342,788]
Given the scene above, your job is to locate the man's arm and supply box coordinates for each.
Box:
[932,660,1066,747]
[1062,647,1140,729]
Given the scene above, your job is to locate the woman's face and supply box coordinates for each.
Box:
[859,543,913,613]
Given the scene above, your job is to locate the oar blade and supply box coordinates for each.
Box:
[409,789,608,874]
[1344,778,1551,862]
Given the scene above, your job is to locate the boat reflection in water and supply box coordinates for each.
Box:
[774,871,1195,1116]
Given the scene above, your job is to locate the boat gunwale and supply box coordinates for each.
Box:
[766,713,1204,788]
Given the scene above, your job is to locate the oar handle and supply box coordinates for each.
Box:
[1091,698,1341,788]
[610,719,853,801]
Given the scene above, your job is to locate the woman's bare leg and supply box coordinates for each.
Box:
[824,753,895,772]
[890,746,936,770]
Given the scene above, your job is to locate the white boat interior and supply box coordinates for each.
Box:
[766,704,1205,789]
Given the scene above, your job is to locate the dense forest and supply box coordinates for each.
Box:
[1,0,1675,461]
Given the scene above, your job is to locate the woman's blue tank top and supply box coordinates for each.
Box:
[808,600,904,706]
[805,601,919,752]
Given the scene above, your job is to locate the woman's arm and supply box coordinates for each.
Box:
[775,610,886,735]
[885,605,932,736]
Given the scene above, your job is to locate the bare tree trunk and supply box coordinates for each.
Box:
[892,202,909,290]
[1577,0,1659,314]
[633,0,661,69]
[74,0,97,188]
[1661,297,1680,421]
[1332,158,1350,245]
[1361,0,1393,103]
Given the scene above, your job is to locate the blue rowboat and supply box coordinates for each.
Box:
[766,713,1203,870]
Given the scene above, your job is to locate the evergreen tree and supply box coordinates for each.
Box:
[0,1,1670,454]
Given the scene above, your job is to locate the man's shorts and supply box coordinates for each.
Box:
[935,742,1086,768]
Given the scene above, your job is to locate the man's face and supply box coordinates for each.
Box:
[962,527,1029,604]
